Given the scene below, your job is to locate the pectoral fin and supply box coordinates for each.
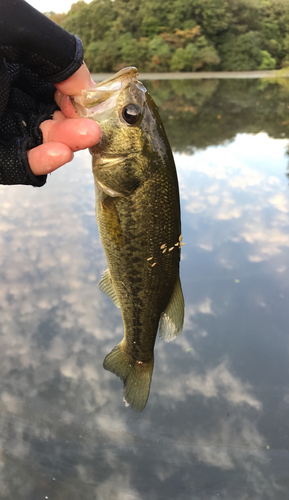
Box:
[98,195,123,249]
[98,269,120,308]
[158,276,184,342]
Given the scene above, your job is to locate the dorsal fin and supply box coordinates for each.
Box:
[158,276,184,342]
[98,269,120,308]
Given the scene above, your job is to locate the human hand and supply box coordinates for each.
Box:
[27,64,101,176]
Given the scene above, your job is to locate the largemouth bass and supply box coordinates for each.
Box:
[73,67,184,412]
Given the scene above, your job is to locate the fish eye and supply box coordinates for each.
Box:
[122,104,141,125]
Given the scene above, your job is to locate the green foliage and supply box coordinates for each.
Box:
[49,0,289,72]
[170,45,196,71]
[169,37,219,71]
[119,34,150,69]
[141,16,159,37]
[84,38,120,72]
[148,37,172,71]
[219,31,263,71]
[193,0,231,36]
[258,50,276,70]
[61,0,115,46]
[194,35,220,69]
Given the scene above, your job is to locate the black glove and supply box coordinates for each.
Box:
[0,0,84,187]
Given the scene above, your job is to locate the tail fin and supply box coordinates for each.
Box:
[103,342,154,413]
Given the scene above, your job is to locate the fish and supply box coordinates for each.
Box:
[73,67,184,412]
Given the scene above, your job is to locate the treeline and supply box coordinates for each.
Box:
[48,0,289,73]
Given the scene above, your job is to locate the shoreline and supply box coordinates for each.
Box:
[91,69,289,81]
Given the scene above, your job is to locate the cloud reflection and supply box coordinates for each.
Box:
[0,140,287,499]
[178,133,289,264]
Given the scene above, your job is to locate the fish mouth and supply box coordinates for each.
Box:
[73,91,119,119]
[72,67,146,120]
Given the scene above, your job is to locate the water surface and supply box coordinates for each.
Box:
[0,78,289,499]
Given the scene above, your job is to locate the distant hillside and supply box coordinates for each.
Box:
[47,0,289,73]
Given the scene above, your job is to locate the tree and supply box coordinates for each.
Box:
[148,36,172,71]
[119,34,150,69]
[141,16,160,37]
[258,50,276,70]
[111,0,142,37]
[47,0,289,72]
[84,38,120,72]
[170,45,196,71]
[61,0,115,47]
[219,31,263,71]
[45,12,67,25]
[193,0,231,36]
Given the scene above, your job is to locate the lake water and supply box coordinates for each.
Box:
[0,78,289,499]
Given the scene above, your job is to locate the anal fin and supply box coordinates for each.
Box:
[98,269,120,308]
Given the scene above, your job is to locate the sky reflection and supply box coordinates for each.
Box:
[0,116,289,497]
[178,133,289,269]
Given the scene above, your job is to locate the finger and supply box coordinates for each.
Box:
[52,110,67,122]
[27,143,74,176]
[54,90,80,119]
[40,118,101,151]
[54,63,95,95]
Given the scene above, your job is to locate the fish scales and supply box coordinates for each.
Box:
[73,67,184,412]
[96,169,180,360]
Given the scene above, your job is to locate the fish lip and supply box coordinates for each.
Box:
[94,67,139,89]
[72,67,142,119]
